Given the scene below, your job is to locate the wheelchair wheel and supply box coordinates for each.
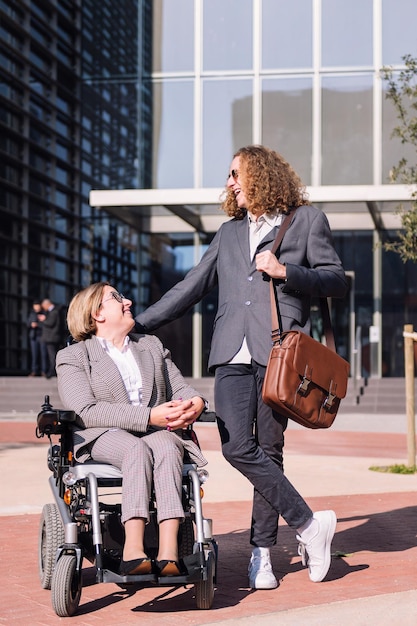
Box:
[194,551,215,610]
[38,503,65,590]
[178,516,194,558]
[51,554,82,617]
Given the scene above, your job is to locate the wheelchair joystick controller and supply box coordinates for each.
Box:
[36,395,59,437]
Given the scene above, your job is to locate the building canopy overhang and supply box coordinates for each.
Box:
[89,185,417,235]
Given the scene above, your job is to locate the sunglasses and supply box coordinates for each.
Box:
[227,169,239,181]
[101,291,125,305]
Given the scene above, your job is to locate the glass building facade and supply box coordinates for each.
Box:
[0,0,140,373]
[133,0,417,379]
[1,0,417,378]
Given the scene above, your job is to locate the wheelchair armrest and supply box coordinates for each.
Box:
[57,409,77,424]
[197,410,216,423]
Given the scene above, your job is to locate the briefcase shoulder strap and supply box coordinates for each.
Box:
[269,209,336,353]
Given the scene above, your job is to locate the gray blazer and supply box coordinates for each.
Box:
[136,205,348,370]
[55,333,207,466]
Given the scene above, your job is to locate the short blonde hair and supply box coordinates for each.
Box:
[67,282,109,342]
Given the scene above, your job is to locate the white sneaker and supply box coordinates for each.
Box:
[248,547,278,589]
[297,510,337,582]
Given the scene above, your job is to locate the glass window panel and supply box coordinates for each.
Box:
[1,162,20,184]
[262,77,313,185]
[0,104,21,131]
[56,94,70,114]
[203,0,252,71]
[55,214,68,234]
[381,77,416,183]
[55,261,67,280]
[29,124,50,148]
[0,134,20,157]
[30,20,51,47]
[56,166,69,185]
[1,0,24,22]
[202,78,252,187]
[57,45,73,67]
[262,0,312,69]
[152,0,194,72]
[55,237,67,256]
[153,80,194,188]
[56,118,70,138]
[322,75,373,184]
[31,0,49,22]
[29,48,51,73]
[382,0,417,65]
[29,97,50,123]
[56,142,69,161]
[57,21,72,45]
[29,73,49,97]
[56,190,70,209]
[322,0,373,67]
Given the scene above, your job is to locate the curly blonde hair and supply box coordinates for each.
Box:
[66,282,109,342]
[221,145,310,219]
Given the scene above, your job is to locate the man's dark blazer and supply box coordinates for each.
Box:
[136,205,348,371]
[41,306,61,344]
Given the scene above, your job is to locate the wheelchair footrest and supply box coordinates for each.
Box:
[101,568,209,585]
[101,551,212,586]
[102,570,157,584]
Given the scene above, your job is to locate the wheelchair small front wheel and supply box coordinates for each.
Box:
[194,551,215,610]
[51,554,82,617]
[38,503,65,590]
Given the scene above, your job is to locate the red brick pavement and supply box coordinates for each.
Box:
[1,421,416,624]
[1,492,416,625]
[0,420,413,459]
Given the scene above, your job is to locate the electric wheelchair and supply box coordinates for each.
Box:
[36,395,218,617]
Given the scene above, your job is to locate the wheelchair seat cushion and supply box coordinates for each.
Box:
[72,461,123,480]
[71,461,198,481]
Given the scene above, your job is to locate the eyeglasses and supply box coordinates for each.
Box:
[228,169,239,181]
[101,291,125,305]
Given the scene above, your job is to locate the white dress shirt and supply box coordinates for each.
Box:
[229,211,282,365]
[97,336,143,406]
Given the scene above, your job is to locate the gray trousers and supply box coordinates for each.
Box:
[90,428,184,524]
[215,362,313,547]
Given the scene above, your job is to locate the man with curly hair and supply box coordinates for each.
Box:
[135,145,348,589]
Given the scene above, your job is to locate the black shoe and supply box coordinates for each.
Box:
[155,559,185,576]
[119,557,152,576]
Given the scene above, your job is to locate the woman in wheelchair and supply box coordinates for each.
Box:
[55,282,207,578]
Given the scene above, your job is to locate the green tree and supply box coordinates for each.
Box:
[381,54,417,262]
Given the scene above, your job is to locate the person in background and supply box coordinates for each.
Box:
[56,282,207,576]
[134,145,349,589]
[39,298,61,378]
[27,300,48,376]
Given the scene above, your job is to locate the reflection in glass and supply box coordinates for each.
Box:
[152,0,194,72]
[322,75,373,184]
[55,236,67,257]
[382,0,417,65]
[262,0,312,69]
[203,0,252,71]
[55,214,68,234]
[381,77,416,183]
[153,80,194,188]
[202,78,252,187]
[262,77,312,184]
[322,0,372,67]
